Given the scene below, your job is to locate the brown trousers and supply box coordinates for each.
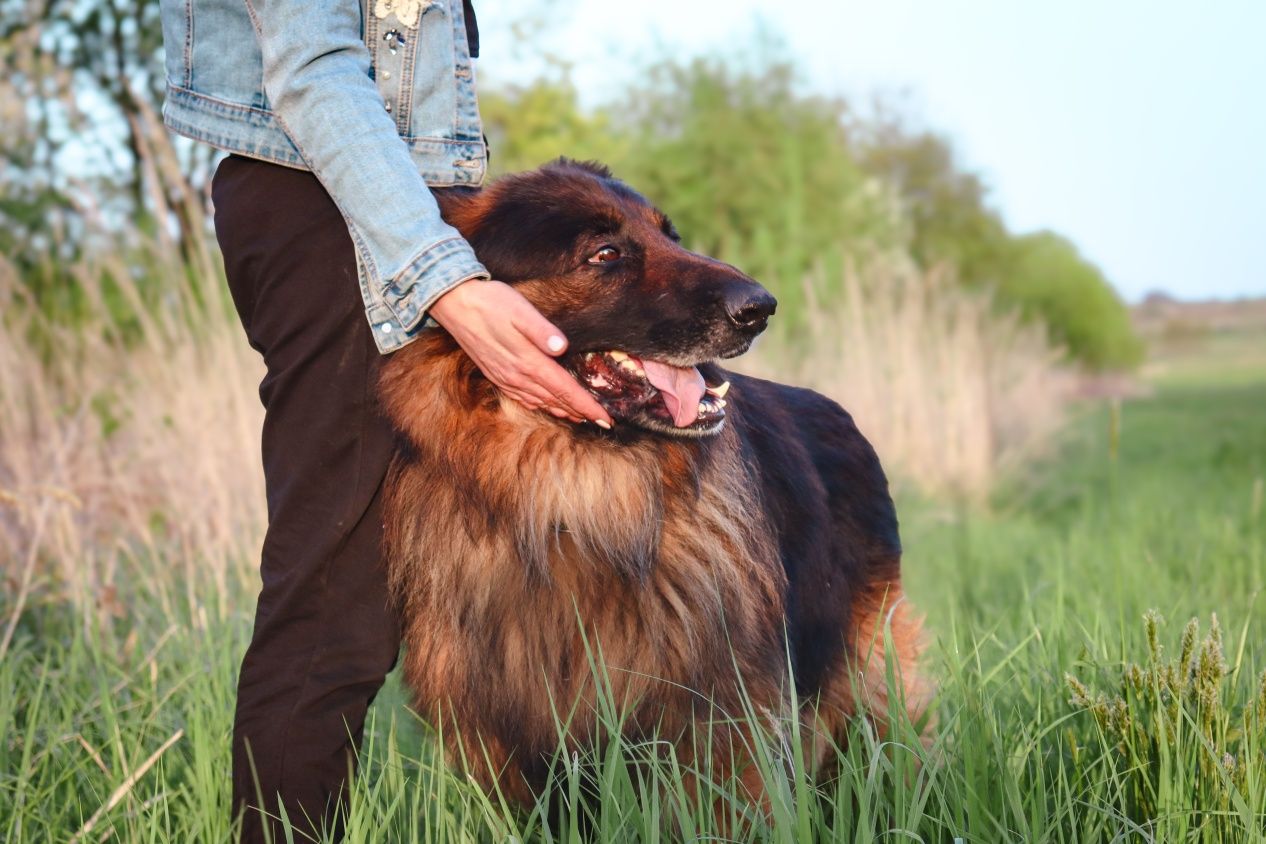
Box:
[212,154,402,842]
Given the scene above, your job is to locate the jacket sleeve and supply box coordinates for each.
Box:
[243,0,488,341]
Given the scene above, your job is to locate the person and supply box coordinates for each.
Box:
[158,0,613,839]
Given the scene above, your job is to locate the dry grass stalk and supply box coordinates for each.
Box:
[68,728,185,844]
[742,257,1075,501]
[0,247,265,623]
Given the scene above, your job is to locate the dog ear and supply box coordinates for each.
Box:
[434,185,492,241]
[546,158,614,180]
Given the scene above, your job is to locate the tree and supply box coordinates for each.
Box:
[0,0,211,279]
[856,112,1010,286]
[608,58,903,291]
[858,114,1143,370]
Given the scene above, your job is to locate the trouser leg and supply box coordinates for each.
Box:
[211,155,402,843]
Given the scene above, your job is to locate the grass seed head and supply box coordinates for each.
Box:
[1178,616,1199,689]
[1254,670,1266,724]
[1066,673,1093,708]
[1196,624,1228,696]
[1144,609,1164,667]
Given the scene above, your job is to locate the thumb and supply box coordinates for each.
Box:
[515,300,569,357]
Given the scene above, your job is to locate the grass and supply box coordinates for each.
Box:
[4,339,1264,841]
[1,218,1263,841]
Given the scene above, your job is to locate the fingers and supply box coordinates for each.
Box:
[512,299,569,358]
[533,359,613,427]
[507,298,613,427]
[429,279,612,428]
[499,386,540,411]
[517,367,611,428]
[495,362,589,424]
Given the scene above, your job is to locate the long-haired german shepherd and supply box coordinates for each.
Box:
[378,160,930,805]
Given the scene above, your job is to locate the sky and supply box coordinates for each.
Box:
[480,0,1265,302]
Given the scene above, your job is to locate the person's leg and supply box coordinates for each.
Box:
[212,155,402,843]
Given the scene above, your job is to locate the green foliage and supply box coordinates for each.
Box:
[998,231,1146,369]
[857,117,1009,282]
[479,80,626,177]
[606,59,902,293]
[856,119,1145,370]
[1,0,214,301]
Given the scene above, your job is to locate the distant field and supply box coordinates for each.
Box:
[1135,295,1266,388]
[4,331,1265,842]
[1144,327,1266,389]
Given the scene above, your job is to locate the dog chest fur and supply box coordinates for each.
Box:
[380,337,789,793]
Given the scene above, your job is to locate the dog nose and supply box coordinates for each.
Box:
[722,284,777,331]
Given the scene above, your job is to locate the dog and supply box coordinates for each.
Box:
[378,160,930,806]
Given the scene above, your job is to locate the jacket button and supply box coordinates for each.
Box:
[380,323,393,334]
[381,70,391,80]
[384,102,392,112]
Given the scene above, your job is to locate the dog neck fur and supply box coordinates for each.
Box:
[379,334,769,584]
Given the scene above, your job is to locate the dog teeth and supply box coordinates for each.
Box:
[607,350,629,361]
[588,374,609,388]
[583,352,595,362]
[706,380,731,398]
[698,396,727,415]
[619,359,644,376]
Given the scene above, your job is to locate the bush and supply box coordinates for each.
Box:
[997,232,1145,370]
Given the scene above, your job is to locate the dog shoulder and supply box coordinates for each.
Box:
[727,372,901,558]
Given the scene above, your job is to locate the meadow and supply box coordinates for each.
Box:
[0,20,1261,839]
[3,270,1263,841]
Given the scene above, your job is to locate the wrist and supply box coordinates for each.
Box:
[429,275,491,326]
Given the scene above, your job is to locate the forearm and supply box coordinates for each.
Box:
[244,0,487,330]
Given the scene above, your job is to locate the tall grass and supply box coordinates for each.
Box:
[0,92,264,635]
[744,259,1074,501]
[0,235,1072,614]
[4,197,1264,841]
[0,236,264,640]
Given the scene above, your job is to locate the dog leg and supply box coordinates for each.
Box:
[803,581,934,773]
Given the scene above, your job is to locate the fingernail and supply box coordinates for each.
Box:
[595,419,612,430]
[546,335,566,353]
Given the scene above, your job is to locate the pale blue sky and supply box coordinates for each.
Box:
[480,0,1265,302]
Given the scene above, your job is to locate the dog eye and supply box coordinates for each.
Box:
[587,246,621,264]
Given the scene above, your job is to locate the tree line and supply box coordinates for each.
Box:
[0,2,1142,369]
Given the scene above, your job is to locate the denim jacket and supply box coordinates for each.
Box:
[160,0,489,352]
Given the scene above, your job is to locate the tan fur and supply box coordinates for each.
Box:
[380,332,931,803]
[802,580,933,771]
[381,334,788,800]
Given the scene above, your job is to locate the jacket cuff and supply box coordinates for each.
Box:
[384,236,490,333]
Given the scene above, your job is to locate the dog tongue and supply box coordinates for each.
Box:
[639,359,706,427]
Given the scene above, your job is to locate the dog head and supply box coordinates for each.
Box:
[437,159,777,437]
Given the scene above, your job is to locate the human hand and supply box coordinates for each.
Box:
[428,279,614,428]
